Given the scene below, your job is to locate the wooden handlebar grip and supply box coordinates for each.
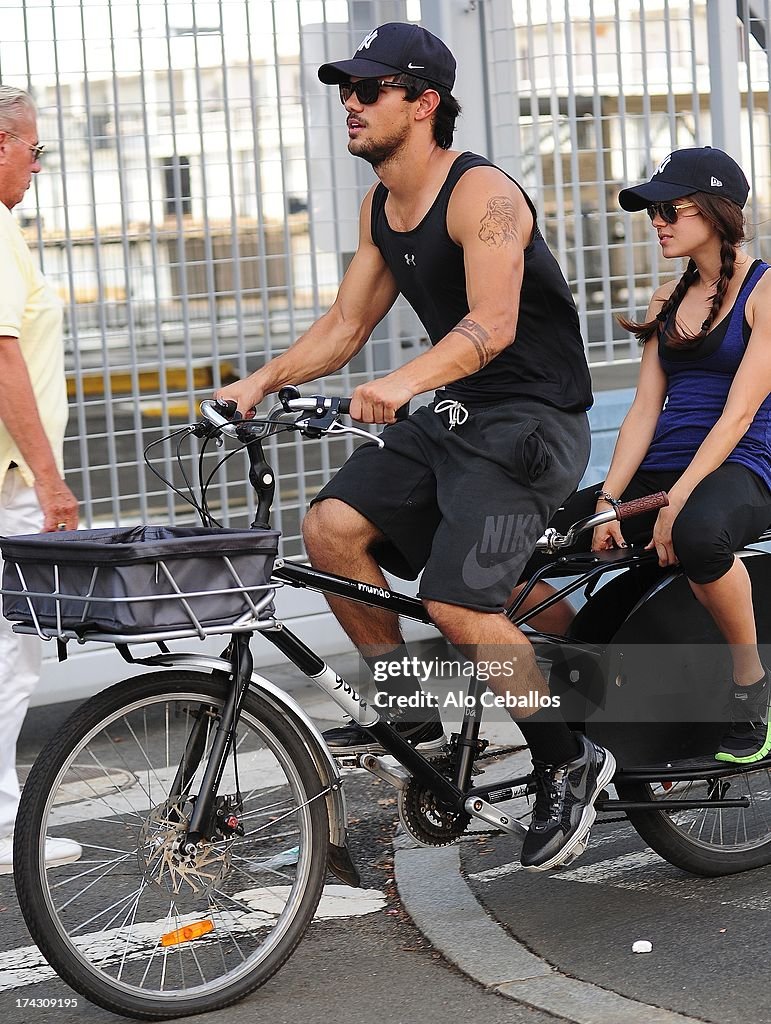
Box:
[616,491,669,520]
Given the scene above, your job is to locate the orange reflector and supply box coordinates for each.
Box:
[161,920,214,947]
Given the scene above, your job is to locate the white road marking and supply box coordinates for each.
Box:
[0,884,386,992]
[48,750,287,827]
[468,830,771,912]
[467,821,638,882]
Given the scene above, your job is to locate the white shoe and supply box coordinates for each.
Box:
[0,834,83,874]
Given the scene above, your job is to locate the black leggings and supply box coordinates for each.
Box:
[525,463,771,585]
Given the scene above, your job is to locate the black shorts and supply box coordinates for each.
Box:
[312,396,591,612]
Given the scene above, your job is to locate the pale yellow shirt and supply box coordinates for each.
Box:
[0,203,67,491]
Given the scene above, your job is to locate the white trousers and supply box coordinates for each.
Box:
[0,471,43,838]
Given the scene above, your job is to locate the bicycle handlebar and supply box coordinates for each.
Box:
[198,393,668,551]
[535,491,669,552]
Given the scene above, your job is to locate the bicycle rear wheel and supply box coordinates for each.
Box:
[14,670,329,1020]
[616,760,771,876]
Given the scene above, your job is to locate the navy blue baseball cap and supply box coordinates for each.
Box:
[619,147,750,210]
[318,22,456,91]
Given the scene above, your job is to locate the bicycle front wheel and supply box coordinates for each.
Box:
[14,670,330,1020]
[617,760,771,876]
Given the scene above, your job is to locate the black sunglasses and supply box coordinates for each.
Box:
[645,201,697,224]
[338,79,408,106]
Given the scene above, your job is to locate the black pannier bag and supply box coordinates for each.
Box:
[0,525,280,635]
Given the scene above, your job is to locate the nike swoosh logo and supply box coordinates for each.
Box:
[407,63,425,69]
[461,545,528,590]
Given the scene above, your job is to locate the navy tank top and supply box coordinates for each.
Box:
[370,152,592,411]
[640,259,771,489]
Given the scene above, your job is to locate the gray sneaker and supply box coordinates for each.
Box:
[520,734,615,871]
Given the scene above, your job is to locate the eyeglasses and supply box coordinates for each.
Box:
[645,201,697,224]
[338,79,408,106]
[2,130,45,162]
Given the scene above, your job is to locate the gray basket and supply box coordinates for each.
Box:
[1,525,280,637]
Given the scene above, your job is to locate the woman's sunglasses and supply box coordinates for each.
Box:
[645,201,697,224]
[338,79,408,106]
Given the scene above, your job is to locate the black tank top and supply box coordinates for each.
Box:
[370,152,592,410]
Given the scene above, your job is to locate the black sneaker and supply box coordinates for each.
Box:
[323,711,447,755]
[520,734,616,872]
[716,671,771,764]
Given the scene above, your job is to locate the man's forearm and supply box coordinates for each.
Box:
[254,310,370,395]
[390,313,514,396]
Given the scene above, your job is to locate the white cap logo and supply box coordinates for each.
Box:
[710,176,723,187]
[654,155,672,176]
[358,29,378,51]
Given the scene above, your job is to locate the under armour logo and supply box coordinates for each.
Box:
[358,29,377,51]
[654,155,672,175]
[710,176,723,187]
[404,253,416,266]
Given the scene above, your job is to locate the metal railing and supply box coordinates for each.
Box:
[1,0,768,555]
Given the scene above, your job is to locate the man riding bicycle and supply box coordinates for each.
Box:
[216,22,614,871]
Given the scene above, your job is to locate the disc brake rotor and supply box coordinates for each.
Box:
[137,798,232,896]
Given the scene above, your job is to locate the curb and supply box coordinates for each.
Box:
[394,842,705,1024]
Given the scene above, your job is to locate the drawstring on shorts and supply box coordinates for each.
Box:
[434,399,469,430]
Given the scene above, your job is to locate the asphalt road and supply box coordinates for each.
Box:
[460,781,771,1024]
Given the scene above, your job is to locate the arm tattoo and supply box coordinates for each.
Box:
[478,196,519,248]
[453,317,495,371]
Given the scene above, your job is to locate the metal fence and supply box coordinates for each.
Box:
[2,0,770,557]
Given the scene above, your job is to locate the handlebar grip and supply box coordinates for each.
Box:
[616,491,669,520]
[337,398,409,421]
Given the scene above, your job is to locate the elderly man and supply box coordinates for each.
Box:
[0,86,80,871]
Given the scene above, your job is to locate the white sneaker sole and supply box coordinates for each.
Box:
[523,748,617,872]
[0,848,82,875]
[331,733,448,758]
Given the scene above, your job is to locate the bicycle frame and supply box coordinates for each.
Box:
[261,554,756,828]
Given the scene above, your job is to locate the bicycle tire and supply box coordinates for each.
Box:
[14,670,330,1020]
[616,764,771,876]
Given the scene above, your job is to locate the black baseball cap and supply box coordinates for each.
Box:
[318,22,456,92]
[618,146,750,211]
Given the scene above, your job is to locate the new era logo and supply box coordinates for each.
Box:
[654,155,672,175]
[710,176,723,187]
[358,28,378,51]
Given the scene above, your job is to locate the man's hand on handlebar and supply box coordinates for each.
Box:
[350,377,414,424]
[213,375,268,419]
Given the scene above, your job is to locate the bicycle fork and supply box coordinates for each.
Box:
[170,632,253,845]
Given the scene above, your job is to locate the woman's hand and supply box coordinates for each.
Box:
[645,497,684,567]
[591,519,627,551]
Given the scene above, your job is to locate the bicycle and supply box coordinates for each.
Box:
[2,388,770,1020]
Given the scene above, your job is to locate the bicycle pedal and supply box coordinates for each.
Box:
[333,754,361,771]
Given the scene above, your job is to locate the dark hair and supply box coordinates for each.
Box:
[394,73,461,149]
[618,193,746,348]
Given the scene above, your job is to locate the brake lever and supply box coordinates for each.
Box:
[293,417,385,448]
